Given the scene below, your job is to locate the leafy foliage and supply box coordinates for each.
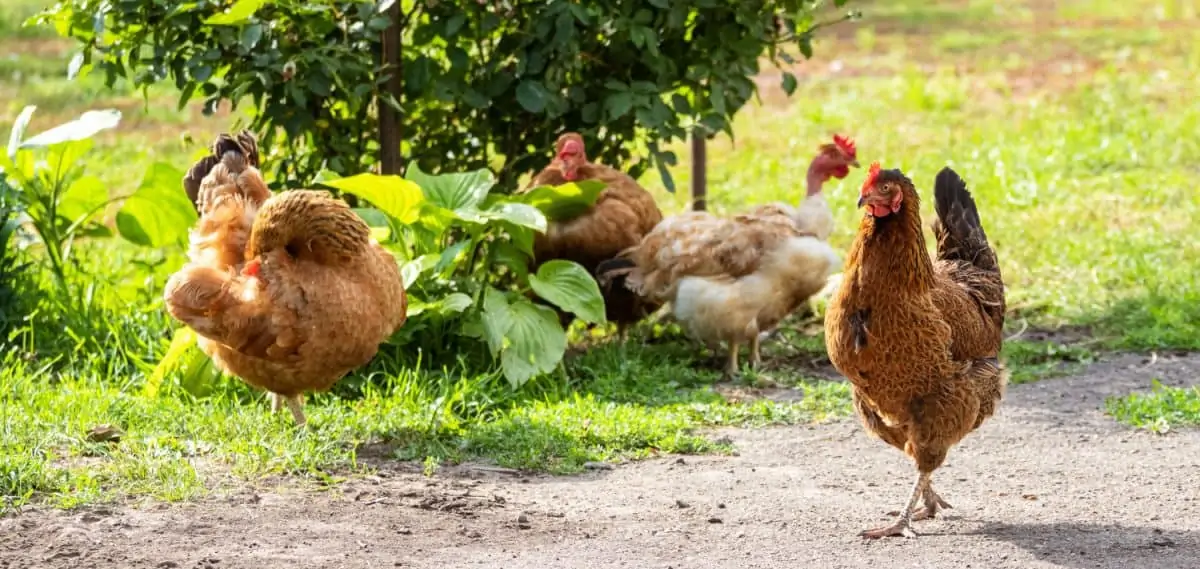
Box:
[0,106,124,291]
[40,0,855,189]
[335,166,606,387]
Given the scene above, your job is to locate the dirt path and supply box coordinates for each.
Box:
[2,353,1198,569]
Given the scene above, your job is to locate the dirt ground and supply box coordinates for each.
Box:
[2,352,1198,569]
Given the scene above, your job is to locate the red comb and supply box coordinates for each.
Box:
[244,259,261,277]
[860,162,881,197]
[833,134,856,158]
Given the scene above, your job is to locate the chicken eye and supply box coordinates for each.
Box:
[879,183,893,195]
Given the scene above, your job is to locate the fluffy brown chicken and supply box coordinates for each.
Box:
[523,132,664,337]
[164,132,407,426]
[603,136,858,377]
[824,164,1006,538]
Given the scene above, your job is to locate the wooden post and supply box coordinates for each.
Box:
[690,132,707,211]
[378,2,403,175]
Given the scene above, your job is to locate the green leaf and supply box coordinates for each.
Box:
[482,201,547,233]
[799,36,814,59]
[145,327,197,398]
[434,238,472,275]
[480,287,513,355]
[322,173,424,224]
[492,241,531,280]
[710,88,727,115]
[515,80,549,113]
[116,162,197,248]
[781,71,798,96]
[500,298,567,387]
[405,162,493,214]
[6,105,35,161]
[240,22,264,49]
[352,207,393,241]
[437,292,473,314]
[528,259,606,324]
[399,253,439,288]
[58,176,109,225]
[20,109,121,149]
[67,52,85,80]
[518,180,606,221]
[204,0,267,25]
[605,92,634,119]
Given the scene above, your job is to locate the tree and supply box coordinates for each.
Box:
[40,0,855,190]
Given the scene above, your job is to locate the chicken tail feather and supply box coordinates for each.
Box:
[932,166,1006,327]
[932,166,995,273]
[247,190,371,265]
[183,130,261,211]
[596,256,642,294]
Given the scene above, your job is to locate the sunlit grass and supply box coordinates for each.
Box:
[1106,380,1200,434]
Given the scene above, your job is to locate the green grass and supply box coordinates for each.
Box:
[1106,380,1200,434]
[2,0,1199,511]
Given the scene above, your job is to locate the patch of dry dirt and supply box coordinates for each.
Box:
[2,353,1198,569]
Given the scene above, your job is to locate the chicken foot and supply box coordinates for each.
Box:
[912,484,952,521]
[860,471,931,539]
[748,334,762,370]
[723,341,742,379]
[270,393,308,427]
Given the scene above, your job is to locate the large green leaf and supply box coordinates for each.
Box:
[519,180,607,221]
[6,106,35,161]
[405,162,493,214]
[322,173,424,224]
[19,109,121,148]
[480,287,513,355]
[529,259,606,324]
[116,162,197,248]
[500,298,567,388]
[482,201,547,233]
[492,241,531,280]
[204,0,267,25]
[58,175,109,226]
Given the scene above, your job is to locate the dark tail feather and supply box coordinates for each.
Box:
[595,257,637,291]
[182,131,260,211]
[932,166,996,273]
[932,166,1006,328]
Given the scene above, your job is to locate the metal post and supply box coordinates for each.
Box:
[691,132,707,211]
[378,3,402,175]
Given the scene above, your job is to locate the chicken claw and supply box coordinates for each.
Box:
[862,471,930,540]
[860,518,917,539]
[912,486,952,521]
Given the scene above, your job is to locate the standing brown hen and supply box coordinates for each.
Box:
[523,132,664,337]
[824,164,1006,538]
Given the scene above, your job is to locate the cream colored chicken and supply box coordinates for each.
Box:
[603,136,859,376]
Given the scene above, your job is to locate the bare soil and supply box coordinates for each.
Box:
[2,352,1198,569]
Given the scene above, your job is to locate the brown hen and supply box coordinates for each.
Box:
[523,132,664,337]
[164,132,407,426]
[824,164,1006,538]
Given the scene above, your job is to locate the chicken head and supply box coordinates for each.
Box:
[857,162,914,218]
[554,132,587,181]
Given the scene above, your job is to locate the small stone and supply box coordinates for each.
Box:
[86,424,124,443]
[582,462,614,471]
[675,500,690,509]
[707,517,723,524]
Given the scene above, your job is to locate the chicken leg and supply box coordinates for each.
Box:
[912,484,952,520]
[270,392,308,427]
[860,471,931,539]
[748,334,762,370]
[724,341,740,379]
